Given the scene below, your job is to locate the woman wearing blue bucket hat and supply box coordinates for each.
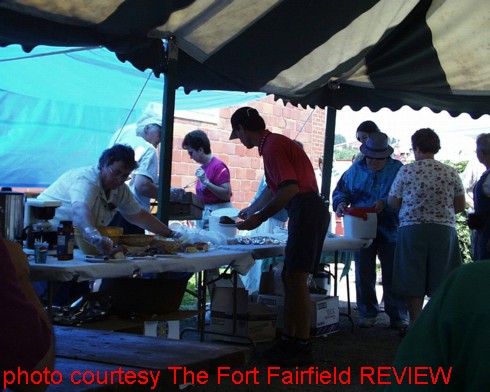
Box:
[333,132,409,331]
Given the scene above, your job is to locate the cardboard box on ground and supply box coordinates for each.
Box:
[144,269,255,342]
[257,266,339,336]
[258,294,339,336]
[209,271,339,342]
[209,273,277,343]
[259,262,332,297]
[144,311,200,340]
[97,274,194,340]
[79,310,201,340]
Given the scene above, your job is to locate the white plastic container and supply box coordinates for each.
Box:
[342,207,377,239]
[209,207,240,238]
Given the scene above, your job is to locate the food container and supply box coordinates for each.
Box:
[209,207,240,238]
[119,234,154,247]
[151,237,181,253]
[342,207,377,239]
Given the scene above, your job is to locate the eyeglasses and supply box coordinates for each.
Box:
[365,156,386,161]
[107,166,132,181]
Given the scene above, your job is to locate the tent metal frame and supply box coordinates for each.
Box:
[157,39,338,224]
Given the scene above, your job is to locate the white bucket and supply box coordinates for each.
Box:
[343,210,377,239]
[209,207,239,238]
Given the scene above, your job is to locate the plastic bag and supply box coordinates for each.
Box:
[169,222,227,246]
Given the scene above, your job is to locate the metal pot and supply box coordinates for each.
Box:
[0,190,25,241]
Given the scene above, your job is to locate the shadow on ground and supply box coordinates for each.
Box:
[182,301,402,392]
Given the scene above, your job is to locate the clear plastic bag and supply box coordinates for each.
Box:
[169,222,227,246]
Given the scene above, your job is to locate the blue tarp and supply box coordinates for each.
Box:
[0,45,264,187]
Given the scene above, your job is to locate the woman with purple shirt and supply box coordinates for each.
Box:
[182,130,233,228]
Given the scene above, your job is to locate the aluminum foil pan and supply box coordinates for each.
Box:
[234,236,286,245]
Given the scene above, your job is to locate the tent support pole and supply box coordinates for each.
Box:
[157,39,178,224]
[321,107,336,205]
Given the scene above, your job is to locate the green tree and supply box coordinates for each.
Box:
[334,146,358,161]
[334,134,346,145]
[444,160,471,263]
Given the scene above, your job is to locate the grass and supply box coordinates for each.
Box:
[181,274,198,309]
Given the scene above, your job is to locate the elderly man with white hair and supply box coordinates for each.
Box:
[108,112,162,233]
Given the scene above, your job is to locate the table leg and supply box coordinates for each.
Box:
[232,270,238,335]
[181,261,254,345]
[334,251,354,332]
[196,271,207,342]
[346,272,351,315]
[46,281,54,319]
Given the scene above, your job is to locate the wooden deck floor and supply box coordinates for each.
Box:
[49,326,253,391]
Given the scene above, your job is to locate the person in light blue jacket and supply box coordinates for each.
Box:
[332,132,408,330]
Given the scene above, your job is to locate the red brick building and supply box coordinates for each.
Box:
[172,95,326,210]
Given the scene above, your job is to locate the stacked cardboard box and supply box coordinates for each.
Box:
[210,287,277,342]
[258,294,340,336]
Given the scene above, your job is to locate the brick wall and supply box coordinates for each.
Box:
[172,95,326,211]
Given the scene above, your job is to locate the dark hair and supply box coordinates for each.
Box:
[476,133,490,155]
[98,144,138,171]
[182,130,211,154]
[411,128,441,154]
[231,107,266,132]
[356,121,380,141]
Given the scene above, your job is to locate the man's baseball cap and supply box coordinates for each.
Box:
[230,107,266,140]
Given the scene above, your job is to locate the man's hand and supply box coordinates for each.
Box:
[83,227,113,255]
[236,213,264,231]
[238,206,256,221]
[372,199,385,214]
[168,230,182,239]
[93,236,114,255]
[336,202,348,217]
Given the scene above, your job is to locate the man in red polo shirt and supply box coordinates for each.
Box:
[230,107,329,366]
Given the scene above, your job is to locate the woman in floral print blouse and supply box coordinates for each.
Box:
[388,128,466,328]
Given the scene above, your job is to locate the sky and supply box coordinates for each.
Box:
[334,106,490,161]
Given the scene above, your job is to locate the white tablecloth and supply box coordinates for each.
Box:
[220,235,372,258]
[28,248,255,282]
[28,236,371,283]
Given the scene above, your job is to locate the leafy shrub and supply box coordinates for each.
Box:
[334,146,358,161]
[444,160,472,263]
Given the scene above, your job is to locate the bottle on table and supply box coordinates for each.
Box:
[57,220,74,260]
